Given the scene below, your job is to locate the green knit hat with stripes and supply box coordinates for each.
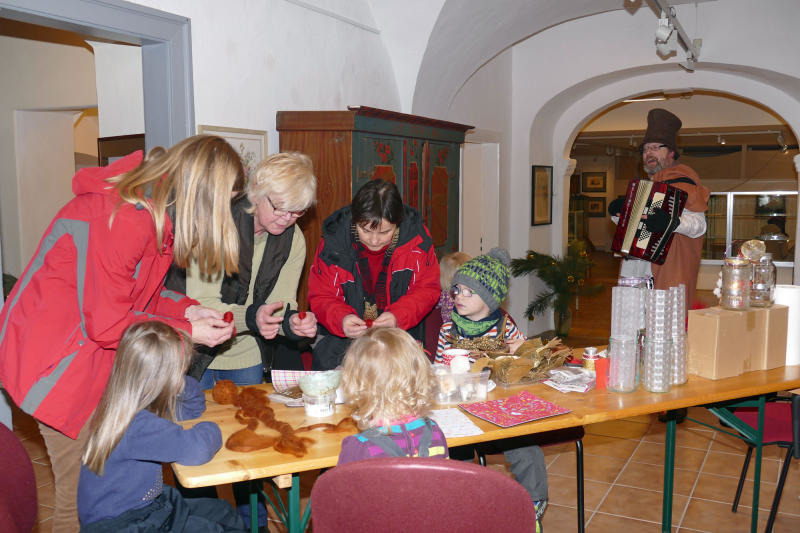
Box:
[451,247,511,312]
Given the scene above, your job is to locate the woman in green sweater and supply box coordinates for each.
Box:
[177,152,318,388]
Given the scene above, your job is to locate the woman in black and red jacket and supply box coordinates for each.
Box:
[308,179,440,369]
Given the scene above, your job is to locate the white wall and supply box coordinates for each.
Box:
[88,41,144,138]
[130,0,401,153]
[0,34,96,275]
[14,111,77,264]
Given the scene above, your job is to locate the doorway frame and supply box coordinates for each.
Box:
[0,0,194,150]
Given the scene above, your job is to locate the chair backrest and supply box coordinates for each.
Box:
[311,457,536,533]
[0,422,37,533]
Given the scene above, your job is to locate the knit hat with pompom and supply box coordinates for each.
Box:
[451,247,511,312]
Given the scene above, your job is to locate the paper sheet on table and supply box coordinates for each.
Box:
[542,367,595,393]
[430,408,484,438]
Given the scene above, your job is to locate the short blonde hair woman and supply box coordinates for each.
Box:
[337,328,448,463]
[247,152,317,215]
[0,134,243,531]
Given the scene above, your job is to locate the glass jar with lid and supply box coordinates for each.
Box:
[720,257,751,310]
[750,253,777,307]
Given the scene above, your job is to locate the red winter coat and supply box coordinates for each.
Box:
[0,151,197,438]
[308,205,440,368]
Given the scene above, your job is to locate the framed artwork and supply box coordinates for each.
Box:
[755,194,786,216]
[531,165,553,226]
[198,125,267,176]
[581,171,606,193]
[586,197,607,217]
[97,133,145,166]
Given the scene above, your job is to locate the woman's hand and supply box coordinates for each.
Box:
[185,305,223,322]
[185,305,233,346]
[256,301,285,339]
[372,311,397,329]
[289,311,318,338]
[342,314,367,338]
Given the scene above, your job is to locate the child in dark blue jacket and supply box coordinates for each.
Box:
[78,321,245,532]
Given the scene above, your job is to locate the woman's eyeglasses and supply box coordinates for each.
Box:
[450,286,475,298]
[267,196,307,218]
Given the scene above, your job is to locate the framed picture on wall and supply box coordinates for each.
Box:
[531,165,553,226]
[586,197,606,217]
[198,125,267,177]
[581,171,606,193]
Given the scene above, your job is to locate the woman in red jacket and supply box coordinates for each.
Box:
[308,179,440,370]
[0,135,243,532]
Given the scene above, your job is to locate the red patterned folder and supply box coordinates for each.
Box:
[459,390,571,428]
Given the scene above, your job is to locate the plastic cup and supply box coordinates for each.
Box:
[303,392,335,417]
[441,348,470,365]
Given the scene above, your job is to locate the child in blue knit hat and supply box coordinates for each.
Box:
[436,247,548,532]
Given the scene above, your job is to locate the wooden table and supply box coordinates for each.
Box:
[173,366,800,533]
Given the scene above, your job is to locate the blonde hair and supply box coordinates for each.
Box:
[82,321,191,475]
[247,152,317,214]
[440,251,471,289]
[108,135,245,278]
[341,328,434,429]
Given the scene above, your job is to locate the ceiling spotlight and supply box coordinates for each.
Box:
[718,136,726,145]
[655,14,674,42]
[655,12,677,56]
[629,136,636,147]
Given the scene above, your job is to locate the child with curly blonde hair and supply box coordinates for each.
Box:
[337,328,448,464]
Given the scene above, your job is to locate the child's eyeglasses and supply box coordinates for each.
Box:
[450,286,475,298]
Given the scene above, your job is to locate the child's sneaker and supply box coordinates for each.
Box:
[534,499,547,532]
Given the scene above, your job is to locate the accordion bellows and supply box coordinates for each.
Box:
[611,179,688,265]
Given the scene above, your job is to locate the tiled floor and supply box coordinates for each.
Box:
[12,251,800,532]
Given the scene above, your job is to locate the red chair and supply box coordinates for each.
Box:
[0,422,37,533]
[310,457,537,532]
[731,394,800,533]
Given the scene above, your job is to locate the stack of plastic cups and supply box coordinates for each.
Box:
[642,289,673,393]
[608,286,644,392]
[670,285,688,386]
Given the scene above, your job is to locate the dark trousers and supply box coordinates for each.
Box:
[81,485,246,532]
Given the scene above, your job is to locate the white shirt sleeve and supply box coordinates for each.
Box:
[675,209,706,238]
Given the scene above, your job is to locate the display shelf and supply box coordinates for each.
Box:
[702,191,796,264]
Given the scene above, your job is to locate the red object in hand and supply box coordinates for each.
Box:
[365,319,374,328]
[298,311,307,320]
[223,311,234,323]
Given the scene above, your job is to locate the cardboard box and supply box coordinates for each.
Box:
[756,304,788,370]
[687,305,788,379]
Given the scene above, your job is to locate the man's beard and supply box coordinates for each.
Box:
[643,161,663,177]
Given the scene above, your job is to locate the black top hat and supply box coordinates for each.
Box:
[640,108,682,158]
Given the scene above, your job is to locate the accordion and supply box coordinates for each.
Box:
[610,179,688,265]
